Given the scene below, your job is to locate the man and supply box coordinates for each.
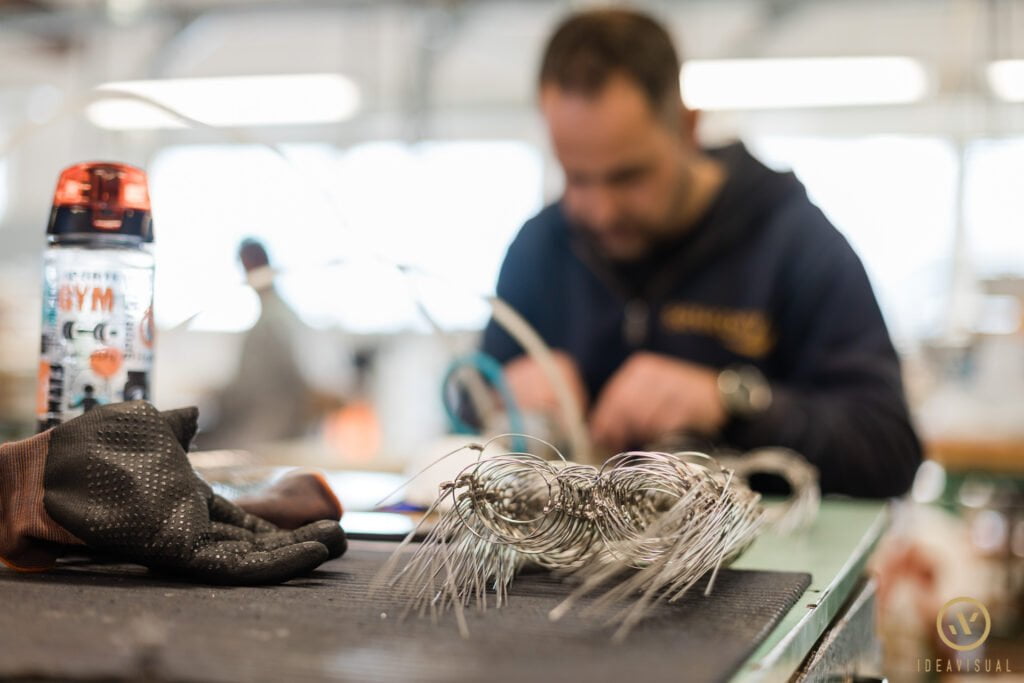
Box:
[202,239,315,449]
[481,8,921,498]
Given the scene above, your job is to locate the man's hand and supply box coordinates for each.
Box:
[590,352,726,453]
[504,351,589,419]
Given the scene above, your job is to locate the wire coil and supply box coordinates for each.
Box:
[373,438,818,640]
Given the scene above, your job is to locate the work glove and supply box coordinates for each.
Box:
[0,401,346,584]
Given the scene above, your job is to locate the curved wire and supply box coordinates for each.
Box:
[374,443,815,641]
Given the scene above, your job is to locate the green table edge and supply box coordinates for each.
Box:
[730,498,890,683]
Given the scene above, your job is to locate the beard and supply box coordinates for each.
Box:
[570,217,664,263]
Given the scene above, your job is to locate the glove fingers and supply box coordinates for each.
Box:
[255,520,348,559]
[186,540,329,585]
[208,494,278,534]
[208,494,344,557]
[233,520,347,561]
[291,520,347,559]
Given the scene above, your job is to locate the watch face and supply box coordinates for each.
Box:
[718,366,772,417]
[747,383,773,413]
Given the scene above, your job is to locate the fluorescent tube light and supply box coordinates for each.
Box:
[87,73,361,130]
[987,60,1024,102]
[681,57,929,110]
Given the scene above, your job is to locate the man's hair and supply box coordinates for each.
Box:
[539,8,682,118]
[238,237,270,273]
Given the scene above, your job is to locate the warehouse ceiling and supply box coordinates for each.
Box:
[0,0,1021,125]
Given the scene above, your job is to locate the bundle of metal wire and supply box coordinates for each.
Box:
[373,439,818,639]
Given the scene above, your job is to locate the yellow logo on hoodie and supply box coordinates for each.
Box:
[660,303,775,359]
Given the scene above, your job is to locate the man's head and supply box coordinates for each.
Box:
[238,238,270,273]
[539,9,701,261]
[239,238,276,290]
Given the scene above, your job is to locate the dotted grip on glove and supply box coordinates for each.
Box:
[37,401,346,584]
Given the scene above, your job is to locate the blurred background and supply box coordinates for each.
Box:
[0,0,1023,679]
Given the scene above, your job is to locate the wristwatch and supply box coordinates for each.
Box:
[717,365,773,418]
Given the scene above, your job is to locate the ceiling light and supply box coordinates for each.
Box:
[87,73,360,130]
[987,60,1024,102]
[681,57,929,110]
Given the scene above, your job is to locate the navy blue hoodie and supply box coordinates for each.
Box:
[482,142,922,498]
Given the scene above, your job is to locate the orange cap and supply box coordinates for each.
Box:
[54,162,150,210]
[48,162,153,240]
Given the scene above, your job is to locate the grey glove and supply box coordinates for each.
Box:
[0,401,346,584]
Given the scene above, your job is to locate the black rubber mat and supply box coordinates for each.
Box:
[0,545,810,683]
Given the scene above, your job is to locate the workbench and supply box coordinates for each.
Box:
[734,498,888,681]
[0,498,887,682]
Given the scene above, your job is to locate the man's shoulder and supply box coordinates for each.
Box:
[520,201,569,239]
[752,186,871,298]
[754,180,852,260]
[506,201,571,259]
[718,145,848,259]
[706,142,843,254]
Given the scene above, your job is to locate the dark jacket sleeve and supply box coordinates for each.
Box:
[724,206,922,498]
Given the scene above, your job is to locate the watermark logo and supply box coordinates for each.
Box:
[936,597,991,652]
[919,597,1010,674]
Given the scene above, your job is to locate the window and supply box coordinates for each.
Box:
[964,138,1024,279]
[149,141,543,333]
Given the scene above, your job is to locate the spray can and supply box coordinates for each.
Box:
[37,162,155,431]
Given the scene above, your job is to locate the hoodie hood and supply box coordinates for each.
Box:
[567,141,808,301]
